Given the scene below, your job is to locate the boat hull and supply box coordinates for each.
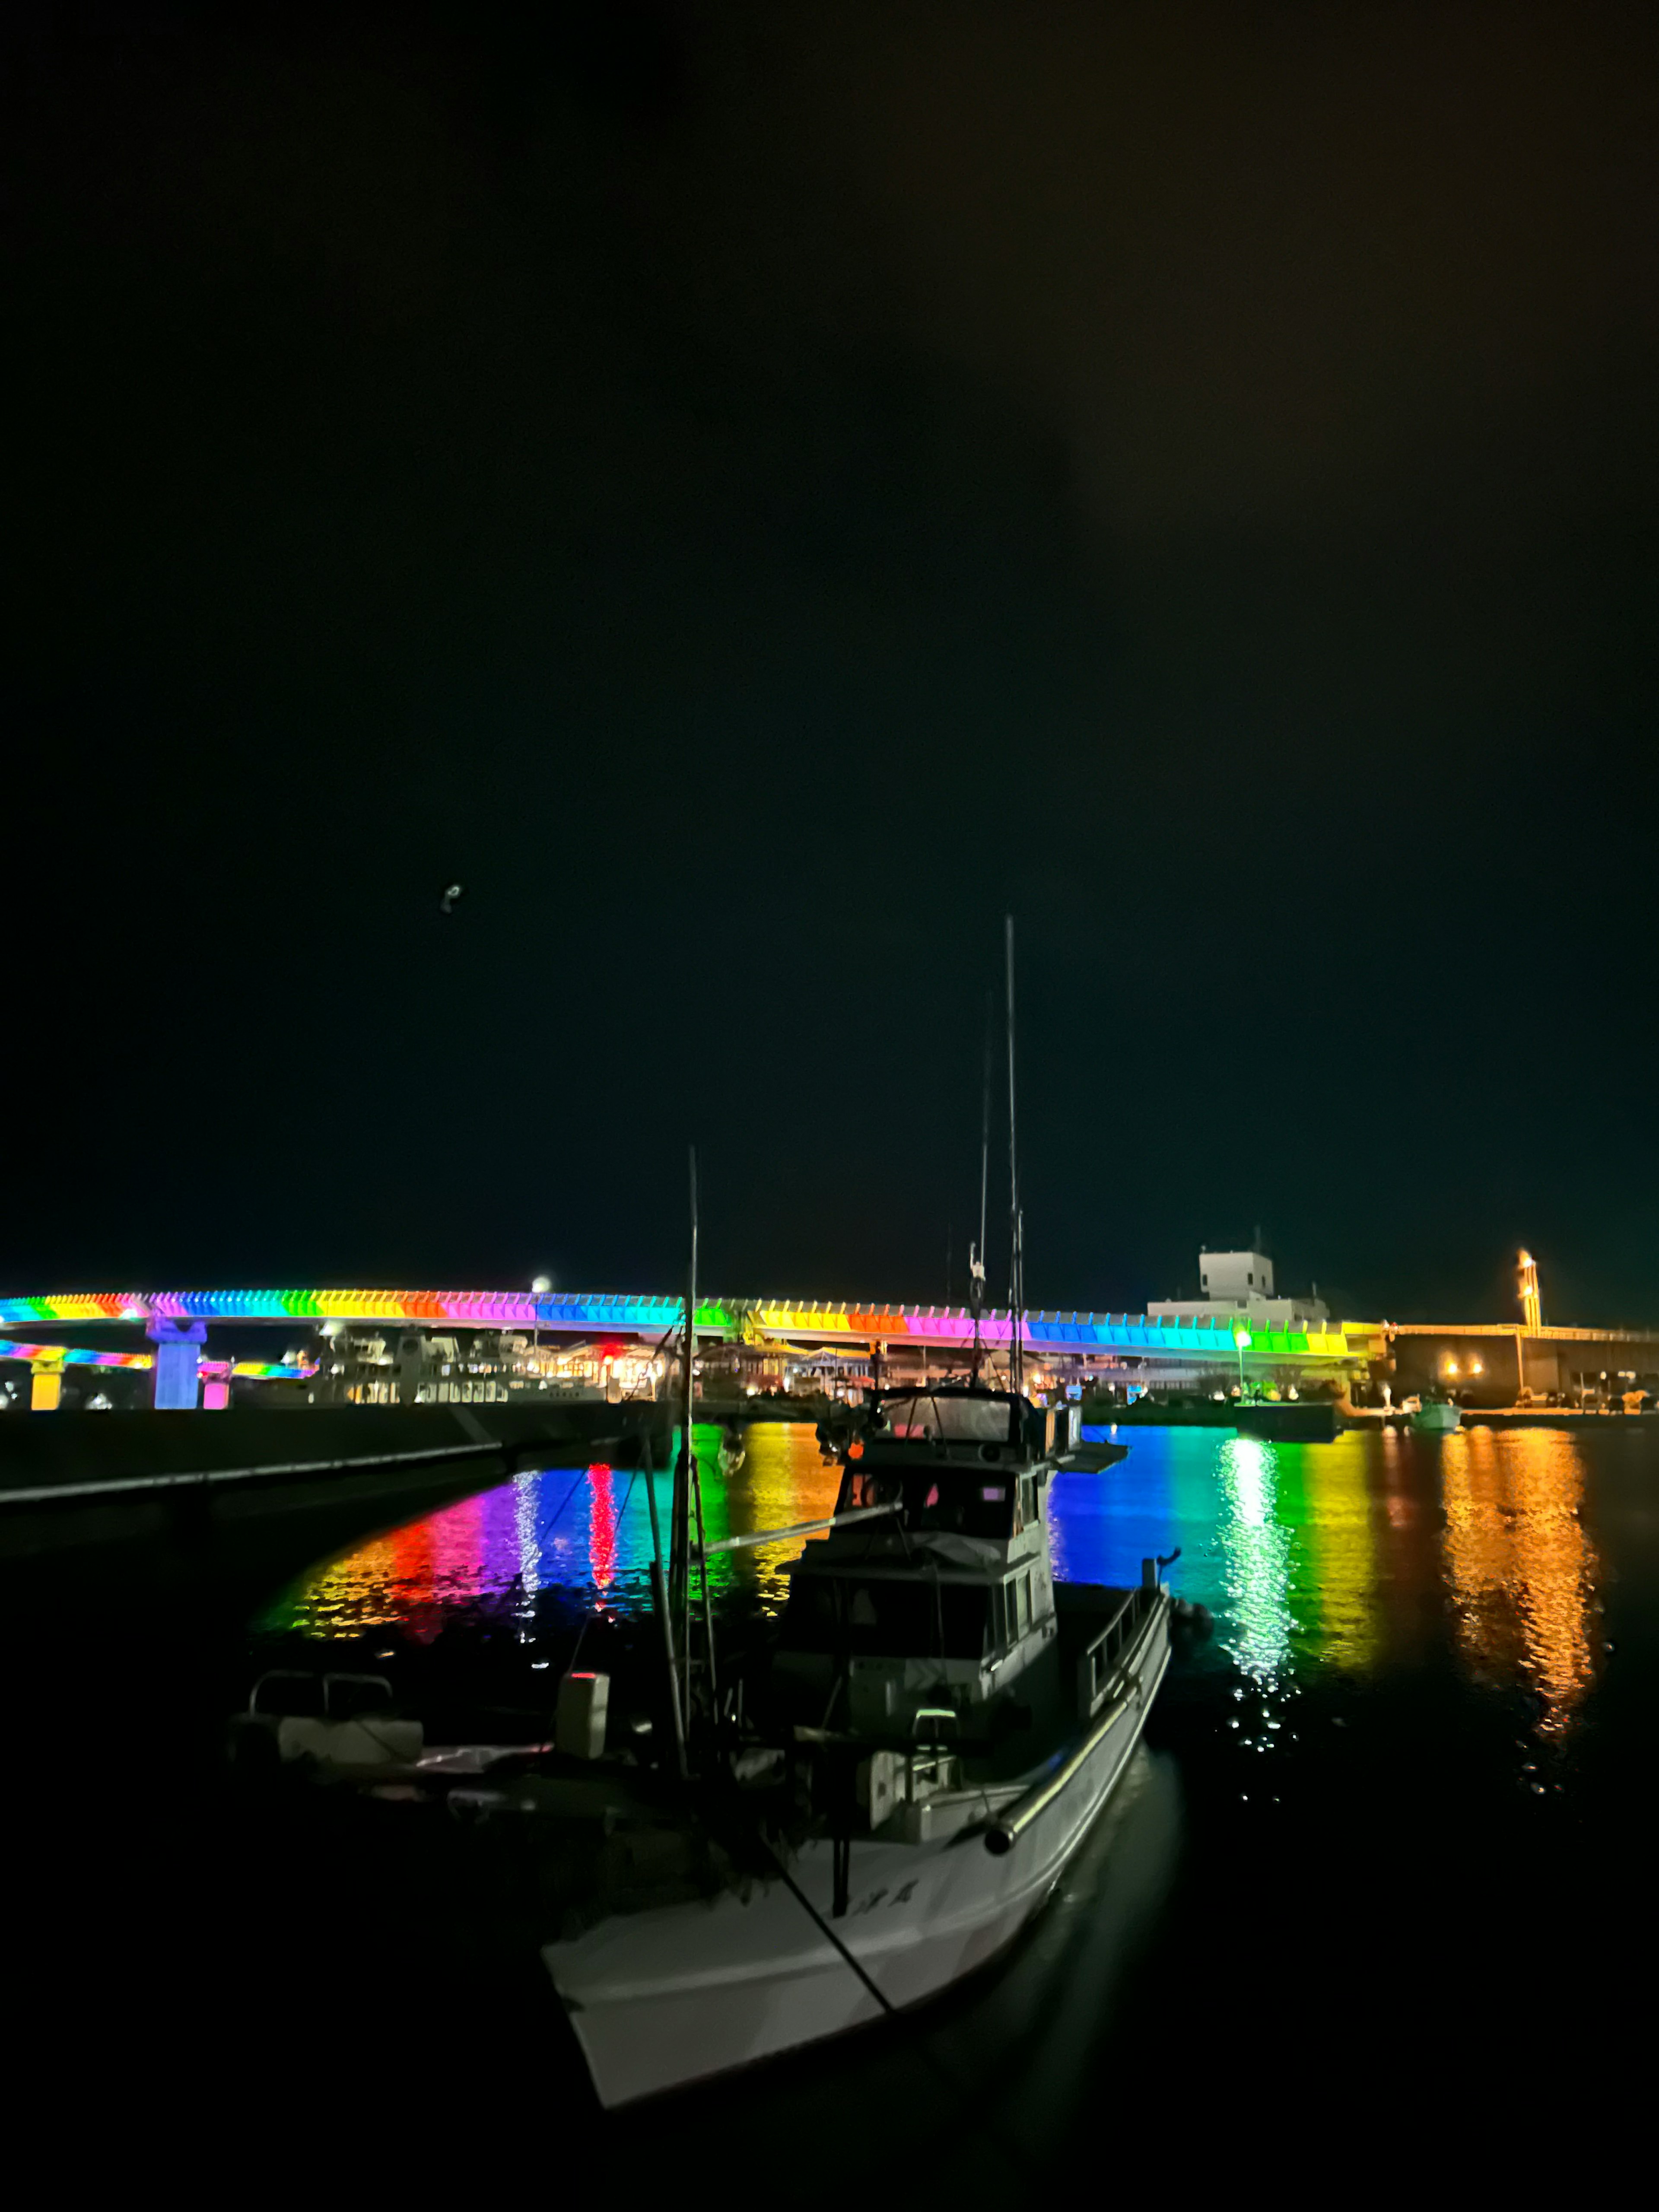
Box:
[546,1606,1171,2106]
[1410,1402,1462,1433]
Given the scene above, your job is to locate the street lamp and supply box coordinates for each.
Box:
[531,1274,553,1368]
[1232,1323,1252,1402]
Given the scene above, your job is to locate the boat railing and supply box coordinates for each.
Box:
[906,1705,960,1799]
[248,1669,394,1720]
[1074,1582,1154,1721]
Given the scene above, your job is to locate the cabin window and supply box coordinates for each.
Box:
[1011,1574,1032,1635]
[837,1470,1015,1536]
[877,1393,1017,1443]
[840,1470,901,1511]
[780,1576,992,1659]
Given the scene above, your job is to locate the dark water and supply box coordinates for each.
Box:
[235,1419,1657,2177]
[22,1420,1653,2181]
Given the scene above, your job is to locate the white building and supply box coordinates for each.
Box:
[1146,1248,1330,1330]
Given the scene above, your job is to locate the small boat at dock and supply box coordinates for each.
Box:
[228,916,1191,2107]
[543,1384,1173,2105]
[1409,1398,1462,1434]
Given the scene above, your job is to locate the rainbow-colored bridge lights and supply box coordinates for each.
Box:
[0,1338,317,1380]
[0,1287,1369,1367]
[0,1337,153,1371]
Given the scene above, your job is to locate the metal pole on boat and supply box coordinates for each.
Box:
[673,1146,699,1710]
[643,1372,689,1778]
[971,987,991,1382]
[1005,914,1024,1399]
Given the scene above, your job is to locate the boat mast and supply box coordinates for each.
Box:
[644,1387,689,1777]
[672,1145,721,1730]
[970,988,991,1381]
[1005,914,1024,1399]
[671,1147,698,1655]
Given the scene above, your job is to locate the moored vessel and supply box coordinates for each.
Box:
[1410,1398,1462,1433]
[543,1382,1173,2104]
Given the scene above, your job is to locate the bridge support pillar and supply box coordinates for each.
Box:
[29,1354,64,1412]
[148,1319,207,1410]
[201,1360,232,1411]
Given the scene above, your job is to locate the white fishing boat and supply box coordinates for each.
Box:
[543,1382,1173,2105]
[238,918,1190,2110]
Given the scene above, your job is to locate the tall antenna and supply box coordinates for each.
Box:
[969,988,992,1380]
[1005,915,1024,1398]
[979,986,992,1277]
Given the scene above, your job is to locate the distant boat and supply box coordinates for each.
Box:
[1410,1399,1461,1434]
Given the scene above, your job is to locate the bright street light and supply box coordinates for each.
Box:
[1232,1323,1251,1400]
[531,1274,553,1360]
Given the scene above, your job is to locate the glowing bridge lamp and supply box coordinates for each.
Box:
[1232,1323,1252,1401]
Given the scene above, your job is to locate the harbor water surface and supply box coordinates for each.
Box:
[242,1418,1656,2171]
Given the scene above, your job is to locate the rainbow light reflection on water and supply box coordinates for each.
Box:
[261,1424,842,1641]
[260,1421,1605,1750]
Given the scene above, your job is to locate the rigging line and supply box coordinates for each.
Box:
[540,1464,601,1547]
[618,1325,678,1404]
[753,1836,1025,2180]
[756,1834,897,2015]
[561,1468,642,1681]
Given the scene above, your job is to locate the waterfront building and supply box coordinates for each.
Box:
[1147,1245,1330,1333]
[303,1327,667,1407]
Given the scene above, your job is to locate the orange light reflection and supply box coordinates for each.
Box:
[1440,1427,1599,1735]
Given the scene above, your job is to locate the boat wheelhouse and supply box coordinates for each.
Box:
[775,1388,1072,1735]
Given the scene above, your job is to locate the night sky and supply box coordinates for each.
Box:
[6,3,1656,1326]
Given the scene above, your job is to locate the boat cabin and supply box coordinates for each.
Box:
[774,1387,1065,1734]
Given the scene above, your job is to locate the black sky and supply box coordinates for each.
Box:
[5,2,1656,1324]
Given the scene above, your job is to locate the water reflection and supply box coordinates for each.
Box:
[261,1423,842,1641]
[1440,1427,1599,1735]
[1214,1436,1295,1685]
[1289,1436,1380,1673]
[261,1420,1603,1750]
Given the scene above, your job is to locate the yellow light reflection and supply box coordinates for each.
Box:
[1297,1437,1380,1672]
[726,1422,843,1607]
[1440,1427,1599,1735]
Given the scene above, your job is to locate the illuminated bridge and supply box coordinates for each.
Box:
[0,1286,1375,1408]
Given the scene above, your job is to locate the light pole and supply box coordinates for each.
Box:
[531,1274,553,1375]
[1233,1322,1252,1403]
